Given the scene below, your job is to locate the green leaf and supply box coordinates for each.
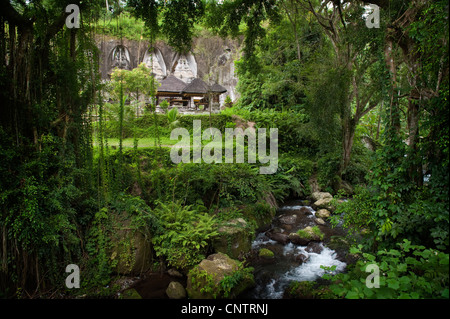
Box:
[398,276,411,289]
[345,290,360,299]
[397,263,407,272]
[363,286,375,298]
[387,279,400,290]
[405,257,419,265]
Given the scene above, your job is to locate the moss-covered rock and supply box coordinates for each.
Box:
[212,218,253,259]
[258,248,275,259]
[296,226,324,242]
[110,213,152,275]
[241,197,277,231]
[186,253,254,299]
[288,232,310,245]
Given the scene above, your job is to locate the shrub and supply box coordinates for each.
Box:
[323,239,449,299]
[151,200,219,270]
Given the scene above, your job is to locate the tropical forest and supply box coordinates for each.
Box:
[0,0,448,304]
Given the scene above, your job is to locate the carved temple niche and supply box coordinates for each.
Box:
[109,45,131,72]
[142,48,167,81]
[171,52,197,83]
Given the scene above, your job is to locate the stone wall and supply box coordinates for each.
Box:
[95,34,242,103]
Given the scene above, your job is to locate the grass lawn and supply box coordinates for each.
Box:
[93,136,228,149]
[93,137,178,148]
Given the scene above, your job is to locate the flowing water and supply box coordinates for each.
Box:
[243,200,348,299]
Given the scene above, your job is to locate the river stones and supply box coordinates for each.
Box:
[266,230,290,245]
[279,214,297,225]
[310,192,333,202]
[168,268,183,278]
[296,226,324,243]
[306,242,324,254]
[315,209,331,219]
[166,281,187,299]
[314,217,326,225]
[299,206,313,215]
[258,248,275,259]
[288,232,310,246]
[294,253,309,264]
[311,192,334,210]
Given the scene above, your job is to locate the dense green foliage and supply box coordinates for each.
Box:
[323,240,449,299]
[151,201,218,270]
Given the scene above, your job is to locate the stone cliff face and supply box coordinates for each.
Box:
[96,34,242,103]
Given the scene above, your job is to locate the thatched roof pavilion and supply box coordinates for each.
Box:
[157,75,187,95]
[181,78,227,95]
[156,75,227,109]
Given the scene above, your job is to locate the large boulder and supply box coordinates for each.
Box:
[240,196,277,231]
[212,218,253,259]
[313,198,333,210]
[311,192,333,202]
[296,226,324,242]
[186,253,254,299]
[266,229,290,245]
[110,214,152,275]
[288,232,310,246]
[311,192,334,210]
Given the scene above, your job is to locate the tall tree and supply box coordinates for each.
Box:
[297,0,383,178]
[0,0,103,293]
[365,0,449,187]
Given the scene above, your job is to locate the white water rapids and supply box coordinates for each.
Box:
[246,202,347,299]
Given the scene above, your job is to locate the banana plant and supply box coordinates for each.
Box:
[167,107,180,128]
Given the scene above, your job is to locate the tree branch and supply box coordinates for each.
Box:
[0,0,33,28]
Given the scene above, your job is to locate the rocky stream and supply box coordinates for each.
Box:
[124,192,353,299]
[241,198,349,298]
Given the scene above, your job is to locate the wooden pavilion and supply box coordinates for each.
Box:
[156,75,227,110]
[181,78,227,109]
[155,75,190,107]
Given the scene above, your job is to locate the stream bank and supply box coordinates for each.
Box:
[127,195,354,299]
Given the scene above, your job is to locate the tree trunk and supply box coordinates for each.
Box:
[406,97,423,186]
[342,117,356,173]
[384,33,401,133]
